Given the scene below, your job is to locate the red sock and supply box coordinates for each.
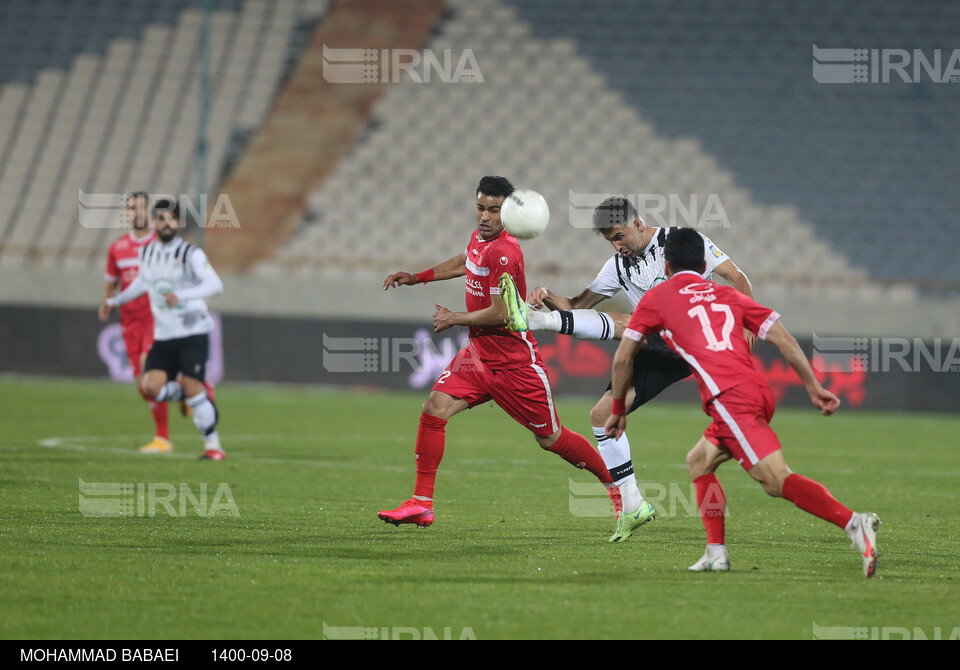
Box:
[549,427,613,485]
[694,474,726,545]
[782,473,853,529]
[140,389,169,440]
[413,413,447,504]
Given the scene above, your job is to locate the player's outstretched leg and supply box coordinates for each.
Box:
[526,309,619,341]
[754,453,881,577]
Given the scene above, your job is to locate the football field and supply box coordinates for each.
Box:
[2,376,958,640]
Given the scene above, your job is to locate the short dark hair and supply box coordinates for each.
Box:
[125,191,149,203]
[664,227,706,274]
[593,195,638,236]
[153,197,181,222]
[476,175,514,199]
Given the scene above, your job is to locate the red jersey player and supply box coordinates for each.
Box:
[97,192,170,453]
[606,228,881,577]
[378,176,617,527]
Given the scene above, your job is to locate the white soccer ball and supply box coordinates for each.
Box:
[500,189,550,239]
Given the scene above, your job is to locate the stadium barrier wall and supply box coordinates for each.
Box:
[1,305,958,412]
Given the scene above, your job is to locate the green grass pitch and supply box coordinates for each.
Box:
[1,376,958,639]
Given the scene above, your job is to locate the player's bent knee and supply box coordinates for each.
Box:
[536,429,561,450]
[763,479,785,498]
[139,378,159,399]
[589,394,613,426]
[422,392,463,421]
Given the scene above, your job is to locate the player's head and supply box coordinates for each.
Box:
[475,175,514,241]
[592,196,651,259]
[664,227,706,277]
[152,197,181,243]
[124,191,150,230]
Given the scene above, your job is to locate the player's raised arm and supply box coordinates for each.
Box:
[382,253,467,290]
[763,320,840,416]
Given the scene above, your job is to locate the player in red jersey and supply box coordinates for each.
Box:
[378,176,617,527]
[605,228,881,577]
[98,192,171,454]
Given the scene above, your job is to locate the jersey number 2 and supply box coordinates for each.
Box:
[687,304,734,352]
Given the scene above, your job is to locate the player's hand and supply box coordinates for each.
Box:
[809,386,840,416]
[433,303,457,332]
[527,286,550,309]
[98,301,114,322]
[383,272,417,290]
[164,292,180,308]
[744,327,758,352]
[604,413,626,440]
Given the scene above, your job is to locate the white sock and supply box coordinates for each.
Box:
[187,392,219,441]
[706,543,728,557]
[844,511,859,538]
[156,381,184,402]
[559,310,616,340]
[593,426,643,511]
[526,308,560,332]
[203,432,223,452]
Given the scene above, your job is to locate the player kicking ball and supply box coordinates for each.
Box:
[605,228,881,577]
[378,176,618,527]
[101,199,225,461]
[504,196,754,543]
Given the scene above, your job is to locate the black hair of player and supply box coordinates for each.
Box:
[153,197,181,222]
[593,195,638,236]
[476,175,514,199]
[125,191,149,203]
[664,227,706,274]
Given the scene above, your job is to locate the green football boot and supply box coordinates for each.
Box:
[499,273,529,332]
[608,500,656,543]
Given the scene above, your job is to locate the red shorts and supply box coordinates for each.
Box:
[703,383,781,472]
[122,322,155,377]
[432,345,560,437]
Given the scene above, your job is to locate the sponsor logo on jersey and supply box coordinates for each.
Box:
[500,256,508,265]
[465,277,485,297]
[709,244,723,258]
[679,281,718,303]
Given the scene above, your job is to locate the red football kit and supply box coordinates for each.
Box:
[624,271,782,470]
[431,229,559,437]
[105,231,156,375]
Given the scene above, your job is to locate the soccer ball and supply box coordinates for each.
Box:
[501,189,550,239]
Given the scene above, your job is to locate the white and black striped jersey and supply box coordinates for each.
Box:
[587,227,729,309]
[128,237,223,341]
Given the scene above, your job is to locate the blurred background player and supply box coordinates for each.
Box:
[378,175,618,527]
[98,192,170,453]
[101,199,225,460]
[606,228,880,576]
[507,196,753,542]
